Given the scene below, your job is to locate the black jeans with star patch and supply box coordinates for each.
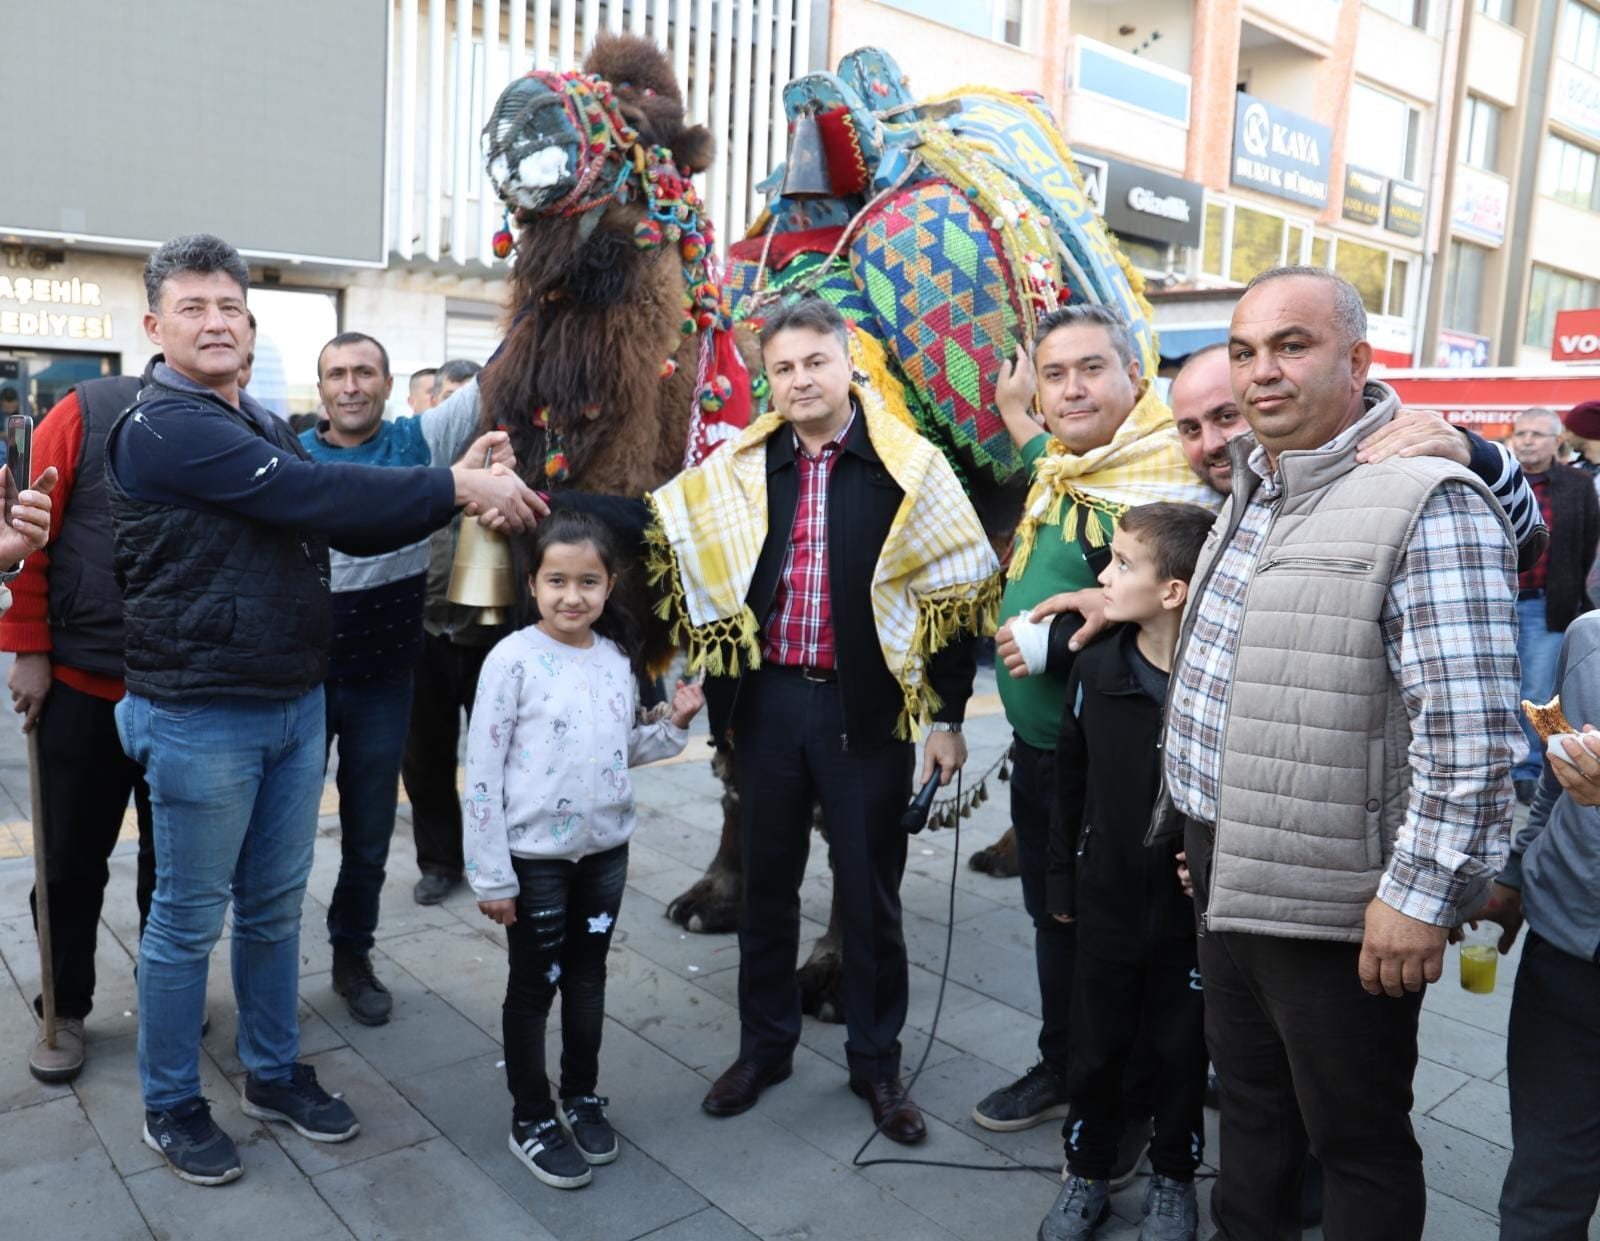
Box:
[503,843,629,1123]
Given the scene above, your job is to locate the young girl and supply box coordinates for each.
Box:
[465,509,703,1190]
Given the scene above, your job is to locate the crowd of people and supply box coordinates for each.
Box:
[5,231,1598,1241]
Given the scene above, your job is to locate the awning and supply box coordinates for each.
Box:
[1155,324,1228,361]
[1375,365,1600,441]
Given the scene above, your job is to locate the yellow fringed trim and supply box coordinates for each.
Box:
[643,509,763,677]
[1007,486,1124,582]
[894,573,1005,738]
[849,326,919,434]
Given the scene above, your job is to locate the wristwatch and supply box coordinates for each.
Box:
[930,721,962,734]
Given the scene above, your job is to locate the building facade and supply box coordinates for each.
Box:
[0,0,821,418]
[1431,0,1600,369]
[828,0,1482,368]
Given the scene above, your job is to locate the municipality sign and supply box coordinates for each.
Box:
[1232,92,1331,209]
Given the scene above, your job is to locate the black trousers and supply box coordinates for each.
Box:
[503,846,628,1123]
[733,671,912,1080]
[28,680,154,1020]
[400,632,490,878]
[1500,930,1600,1239]
[1065,935,1207,1182]
[1187,810,1425,1241]
[1009,737,1075,1073]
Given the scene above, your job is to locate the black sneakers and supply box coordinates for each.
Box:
[973,1061,1072,1132]
[561,1095,619,1164]
[332,948,393,1026]
[143,1097,243,1186]
[510,1116,592,1188]
[241,1063,361,1142]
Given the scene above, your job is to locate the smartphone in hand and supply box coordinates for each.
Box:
[3,414,32,529]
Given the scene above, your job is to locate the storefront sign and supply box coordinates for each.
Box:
[1553,308,1600,362]
[1342,166,1385,226]
[1451,165,1509,246]
[1073,153,1109,215]
[1552,58,1600,144]
[1083,154,1204,249]
[1385,181,1426,237]
[0,273,112,342]
[1231,92,1331,209]
[1436,328,1491,369]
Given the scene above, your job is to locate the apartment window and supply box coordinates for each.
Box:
[1563,0,1600,73]
[1349,84,1422,182]
[1443,240,1489,334]
[1542,134,1600,210]
[1476,0,1515,22]
[1525,264,1600,347]
[880,0,1025,46]
[1461,96,1504,172]
[1368,0,1428,27]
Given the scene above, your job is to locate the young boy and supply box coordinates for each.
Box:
[1036,501,1217,1241]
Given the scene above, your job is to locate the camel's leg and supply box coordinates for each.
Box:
[968,825,1020,878]
[664,749,744,934]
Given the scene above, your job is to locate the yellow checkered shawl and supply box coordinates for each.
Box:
[645,385,1002,737]
[1009,380,1215,580]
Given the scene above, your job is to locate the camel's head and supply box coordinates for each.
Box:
[482,33,716,307]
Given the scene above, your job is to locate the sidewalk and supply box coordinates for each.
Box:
[0,665,1535,1240]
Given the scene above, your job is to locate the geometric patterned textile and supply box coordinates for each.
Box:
[849,179,1023,485]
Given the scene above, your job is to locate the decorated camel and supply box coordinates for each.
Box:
[478,36,1157,1016]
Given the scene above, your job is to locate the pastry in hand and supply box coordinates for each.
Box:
[1522,695,1574,743]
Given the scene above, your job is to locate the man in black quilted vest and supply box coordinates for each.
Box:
[105,234,542,1188]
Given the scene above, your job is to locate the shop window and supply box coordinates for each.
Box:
[247,286,341,417]
[1563,1,1600,74]
[1349,85,1422,183]
[1286,224,1307,264]
[1444,241,1488,335]
[1542,134,1600,211]
[1461,96,1504,173]
[1201,202,1226,277]
[1333,238,1389,315]
[1476,0,1515,22]
[1526,263,1600,347]
[1118,236,1172,274]
[1229,205,1288,285]
[1310,236,1331,268]
[1386,257,1411,318]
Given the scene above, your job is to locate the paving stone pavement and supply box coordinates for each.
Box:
[0,661,1558,1240]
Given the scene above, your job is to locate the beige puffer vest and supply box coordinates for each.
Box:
[1153,384,1510,942]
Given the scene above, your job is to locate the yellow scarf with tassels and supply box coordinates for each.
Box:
[1008,379,1214,581]
[645,383,1002,738]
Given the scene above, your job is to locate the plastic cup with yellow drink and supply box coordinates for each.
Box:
[1458,922,1499,994]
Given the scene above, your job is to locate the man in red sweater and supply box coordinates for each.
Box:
[3,364,153,1083]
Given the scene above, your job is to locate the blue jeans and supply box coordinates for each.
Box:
[117,688,325,1111]
[1515,594,1565,781]
[324,671,415,953]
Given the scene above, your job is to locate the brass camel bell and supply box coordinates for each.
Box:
[447,518,517,627]
[780,111,832,200]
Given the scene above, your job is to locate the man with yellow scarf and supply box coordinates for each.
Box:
[971,306,1212,1160]
[647,294,1000,1141]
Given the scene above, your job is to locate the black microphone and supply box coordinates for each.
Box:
[901,772,941,835]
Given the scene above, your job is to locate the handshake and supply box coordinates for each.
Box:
[449,429,549,533]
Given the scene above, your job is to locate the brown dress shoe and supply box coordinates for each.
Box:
[849,1074,927,1144]
[702,1056,793,1117]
